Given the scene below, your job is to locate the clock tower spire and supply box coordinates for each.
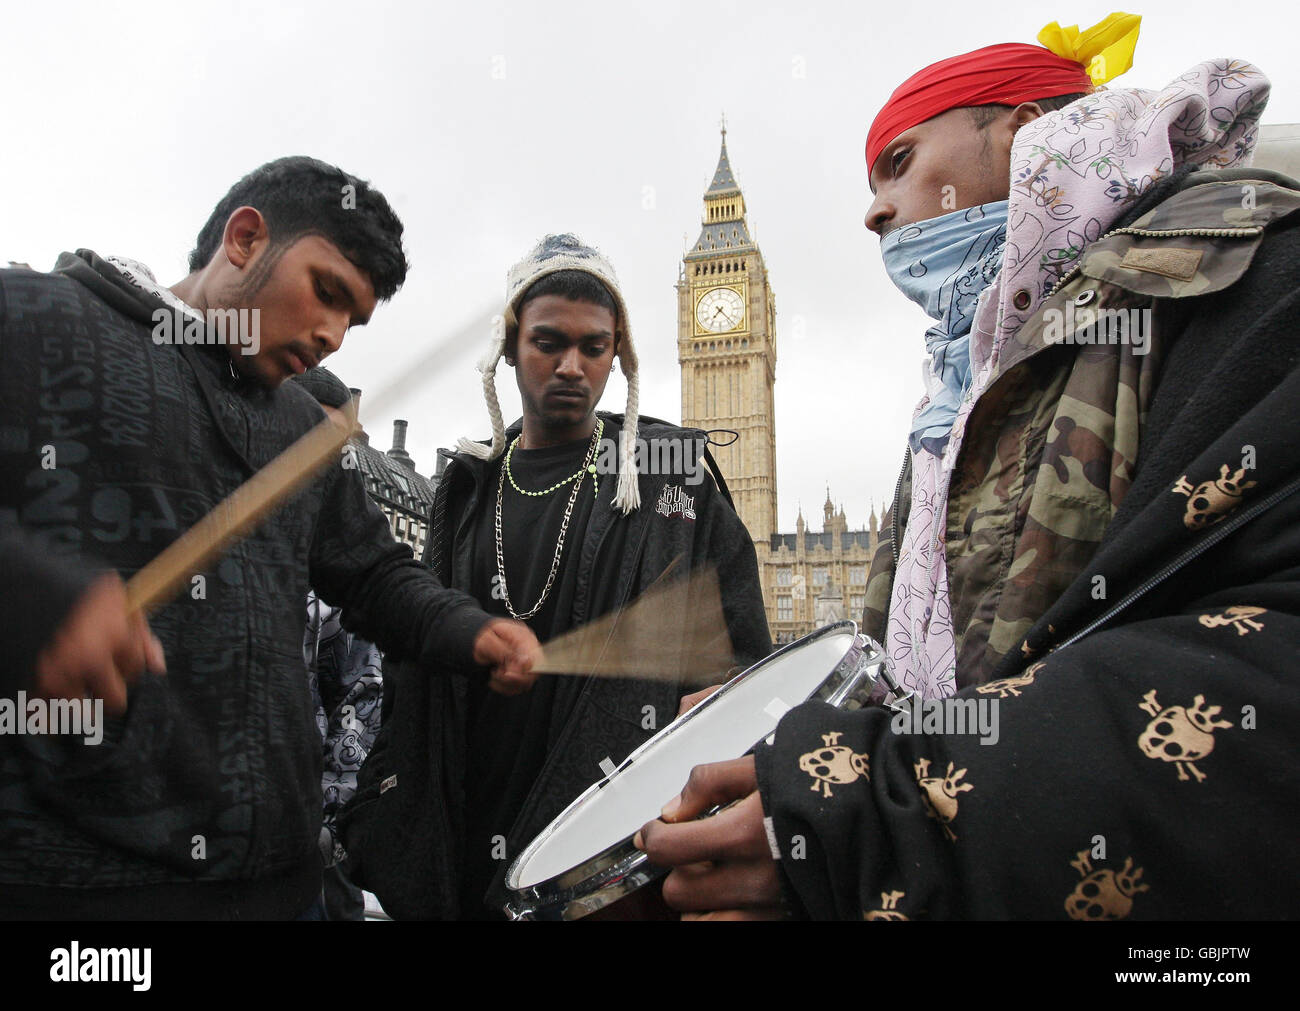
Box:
[676,127,778,546]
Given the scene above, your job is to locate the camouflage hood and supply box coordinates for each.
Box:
[883,58,1276,698]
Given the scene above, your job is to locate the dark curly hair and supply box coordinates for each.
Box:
[188,156,409,300]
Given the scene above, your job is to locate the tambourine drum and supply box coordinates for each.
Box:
[503,620,909,920]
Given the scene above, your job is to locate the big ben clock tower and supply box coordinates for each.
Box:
[677,125,778,546]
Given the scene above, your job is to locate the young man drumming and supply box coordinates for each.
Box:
[0,157,540,919]
[344,233,772,919]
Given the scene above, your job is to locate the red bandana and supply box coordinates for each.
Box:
[866,43,1093,177]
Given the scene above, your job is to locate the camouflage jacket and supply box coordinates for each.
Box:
[760,166,1300,918]
[864,167,1300,688]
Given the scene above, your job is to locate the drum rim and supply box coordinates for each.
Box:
[503,620,879,920]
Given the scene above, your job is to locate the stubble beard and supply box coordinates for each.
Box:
[215,243,290,387]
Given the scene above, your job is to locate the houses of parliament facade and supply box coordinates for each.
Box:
[676,129,881,644]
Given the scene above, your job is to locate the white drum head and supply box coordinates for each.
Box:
[510,626,859,889]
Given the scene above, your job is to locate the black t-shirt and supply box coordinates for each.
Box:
[459,431,602,919]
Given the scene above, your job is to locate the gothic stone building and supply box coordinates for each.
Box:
[676,131,879,644]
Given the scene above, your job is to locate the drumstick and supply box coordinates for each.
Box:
[125,407,356,614]
[125,304,497,615]
[535,563,735,686]
[121,302,738,693]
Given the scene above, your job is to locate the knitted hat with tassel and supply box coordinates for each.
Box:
[456,233,641,513]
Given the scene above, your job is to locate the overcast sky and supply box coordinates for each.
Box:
[4,0,1296,533]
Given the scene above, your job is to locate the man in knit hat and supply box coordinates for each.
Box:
[640,16,1300,919]
[343,233,772,919]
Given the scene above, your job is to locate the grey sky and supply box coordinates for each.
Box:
[4,0,1296,533]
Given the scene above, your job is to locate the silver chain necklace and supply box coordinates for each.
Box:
[494,422,604,621]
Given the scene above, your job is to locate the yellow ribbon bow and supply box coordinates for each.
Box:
[1038,11,1142,85]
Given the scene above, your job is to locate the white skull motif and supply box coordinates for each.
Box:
[1172,465,1257,530]
[798,732,869,798]
[1197,605,1267,636]
[863,890,908,921]
[1137,690,1233,783]
[914,758,974,841]
[977,661,1045,699]
[1065,851,1149,921]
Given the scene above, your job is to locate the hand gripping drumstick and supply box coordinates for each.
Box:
[532,561,736,685]
[124,305,498,616]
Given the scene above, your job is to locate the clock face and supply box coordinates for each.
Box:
[695,286,745,333]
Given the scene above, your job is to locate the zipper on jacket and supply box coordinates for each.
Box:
[1051,472,1300,653]
[1044,224,1264,300]
[890,445,909,568]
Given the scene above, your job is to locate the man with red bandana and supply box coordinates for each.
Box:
[638,15,1300,919]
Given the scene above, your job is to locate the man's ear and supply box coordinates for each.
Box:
[1008,102,1046,138]
[504,327,518,367]
[221,206,270,271]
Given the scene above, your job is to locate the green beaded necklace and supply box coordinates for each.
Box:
[504,418,603,498]
[494,418,605,620]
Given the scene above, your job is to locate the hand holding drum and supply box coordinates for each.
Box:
[634,755,785,920]
[502,622,900,920]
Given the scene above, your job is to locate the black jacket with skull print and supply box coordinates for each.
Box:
[754,168,1300,919]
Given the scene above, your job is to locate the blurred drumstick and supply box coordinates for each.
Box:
[125,304,497,615]
[125,403,356,615]
[356,305,502,424]
[535,562,734,686]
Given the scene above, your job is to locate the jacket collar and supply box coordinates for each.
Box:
[54,249,286,472]
[987,168,1300,385]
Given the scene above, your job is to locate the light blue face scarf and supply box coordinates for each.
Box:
[880,200,1008,455]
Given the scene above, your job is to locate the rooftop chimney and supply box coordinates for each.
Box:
[348,388,369,445]
[388,419,415,470]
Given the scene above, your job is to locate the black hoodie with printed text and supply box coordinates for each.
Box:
[0,251,495,919]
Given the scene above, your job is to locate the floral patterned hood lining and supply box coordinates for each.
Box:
[886,58,1271,699]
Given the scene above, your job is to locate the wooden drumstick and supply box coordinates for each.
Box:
[125,406,356,615]
[125,303,498,615]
